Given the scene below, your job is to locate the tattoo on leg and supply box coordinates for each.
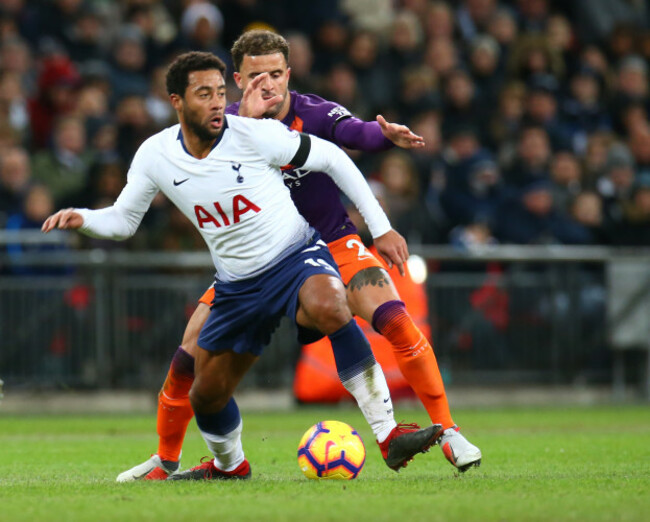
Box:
[347,267,391,292]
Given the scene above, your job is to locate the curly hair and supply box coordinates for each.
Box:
[166,51,226,96]
[231,30,289,72]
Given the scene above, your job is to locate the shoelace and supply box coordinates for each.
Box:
[197,456,215,479]
[394,422,421,432]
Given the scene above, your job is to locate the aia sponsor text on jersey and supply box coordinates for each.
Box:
[194,195,261,228]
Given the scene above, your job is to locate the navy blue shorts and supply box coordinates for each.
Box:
[197,237,340,356]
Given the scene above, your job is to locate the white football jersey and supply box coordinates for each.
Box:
[81,116,312,282]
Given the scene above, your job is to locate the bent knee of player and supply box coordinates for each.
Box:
[308,294,352,334]
[189,379,229,414]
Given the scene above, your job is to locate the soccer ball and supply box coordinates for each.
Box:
[297,420,366,480]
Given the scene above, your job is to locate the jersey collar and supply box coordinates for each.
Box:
[177,116,229,157]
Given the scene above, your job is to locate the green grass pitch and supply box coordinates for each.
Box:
[1,405,648,522]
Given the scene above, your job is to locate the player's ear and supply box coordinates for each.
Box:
[286,67,291,82]
[233,72,243,89]
[169,93,183,111]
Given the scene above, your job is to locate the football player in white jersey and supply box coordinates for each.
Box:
[42,51,443,480]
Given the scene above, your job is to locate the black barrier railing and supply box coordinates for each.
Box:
[0,241,648,398]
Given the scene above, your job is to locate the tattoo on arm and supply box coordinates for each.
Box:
[347,267,391,292]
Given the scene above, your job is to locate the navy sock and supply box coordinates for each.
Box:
[328,319,376,382]
[194,397,241,436]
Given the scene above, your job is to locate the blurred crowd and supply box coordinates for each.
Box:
[1,0,650,252]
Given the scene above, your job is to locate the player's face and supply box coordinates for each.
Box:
[235,52,291,119]
[174,69,227,142]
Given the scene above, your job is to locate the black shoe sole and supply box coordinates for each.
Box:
[167,469,251,481]
[457,458,481,473]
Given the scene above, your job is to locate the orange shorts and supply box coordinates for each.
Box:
[198,234,383,305]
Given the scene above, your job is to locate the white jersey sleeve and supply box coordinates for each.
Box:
[240,116,392,238]
[77,140,160,240]
[234,117,304,167]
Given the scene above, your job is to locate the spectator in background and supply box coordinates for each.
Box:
[597,142,636,231]
[423,1,456,42]
[397,65,439,122]
[487,7,519,57]
[66,3,108,65]
[489,81,526,156]
[504,125,552,188]
[610,55,649,134]
[347,30,393,112]
[145,66,175,128]
[375,150,420,224]
[286,32,318,94]
[109,25,150,102]
[386,9,425,73]
[516,0,550,32]
[31,115,94,207]
[441,150,503,229]
[114,95,156,163]
[615,171,650,245]
[424,36,459,80]
[0,37,34,93]
[546,14,577,73]
[456,0,498,43]
[549,150,584,213]
[523,74,572,150]
[0,71,30,141]
[570,191,610,244]
[311,16,349,74]
[28,54,80,149]
[322,63,370,119]
[562,66,611,153]
[469,35,503,107]
[627,126,650,170]
[34,0,84,50]
[442,69,487,142]
[508,34,565,83]
[75,82,111,136]
[178,1,229,68]
[0,146,31,226]
[125,1,175,72]
[5,183,72,275]
[582,131,615,188]
[495,179,593,245]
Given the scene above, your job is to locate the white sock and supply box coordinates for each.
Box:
[340,361,396,442]
[198,419,245,472]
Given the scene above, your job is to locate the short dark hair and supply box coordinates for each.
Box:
[166,51,226,96]
[231,30,289,72]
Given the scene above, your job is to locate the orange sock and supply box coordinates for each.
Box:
[156,347,195,462]
[373,300,455,429]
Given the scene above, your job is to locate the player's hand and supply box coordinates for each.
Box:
[374,229,409,276]
[377,114,425,149]
[239,73,283,118]
[41,208,84,233]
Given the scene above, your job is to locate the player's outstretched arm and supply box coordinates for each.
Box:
[238,72,283,118]
[297,133,408,274]
[376,115,425,149]
[41,208,84,233]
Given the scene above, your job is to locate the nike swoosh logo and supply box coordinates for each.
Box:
[173,178,189,186]
[383,397,390,403]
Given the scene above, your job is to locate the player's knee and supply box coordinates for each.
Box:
[309,295,351,333]
[189,380,229,414]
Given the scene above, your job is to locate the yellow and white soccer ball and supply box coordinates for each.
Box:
[297,420,366,480]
